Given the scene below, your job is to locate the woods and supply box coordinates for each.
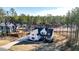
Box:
[0,7,66,26]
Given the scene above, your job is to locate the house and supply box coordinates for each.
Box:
[0,23,7,35]
[0,22,16,35]
[18,27,54,43]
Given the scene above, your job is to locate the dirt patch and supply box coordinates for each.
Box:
[10,44,41,51]
[0,36,18,42]
[0,40,10,46]
[0,32,69,51]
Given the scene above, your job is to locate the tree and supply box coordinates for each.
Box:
[65,7,79,50]
[9,8,18,23]
[0,7,5,23]
[26,15,31,25]
[10,8,17,16]
[18,14,27,24]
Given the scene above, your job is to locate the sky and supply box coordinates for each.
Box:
[3,7,74,16]
[0,0,79,16]
[0,0,78,7]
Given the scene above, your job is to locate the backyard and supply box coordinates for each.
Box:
[0,29,70,51]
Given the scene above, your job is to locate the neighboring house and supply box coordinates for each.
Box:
[0,23,7,35]
[7,23,15,32]
[0,22,16,35]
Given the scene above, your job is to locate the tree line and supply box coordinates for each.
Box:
[0,7,66,27]
[0,7,79,27]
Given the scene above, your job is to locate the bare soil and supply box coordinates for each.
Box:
[0,32,69,51]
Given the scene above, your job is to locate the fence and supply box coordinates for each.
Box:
[54,25,79,50]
